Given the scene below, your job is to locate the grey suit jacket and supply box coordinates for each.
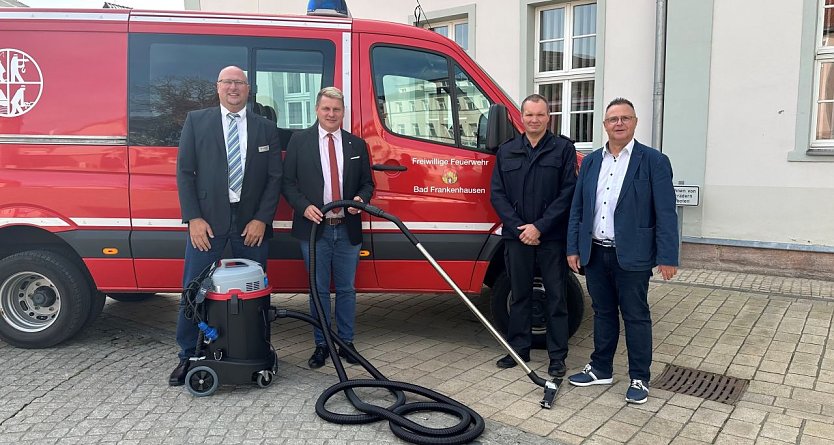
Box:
[176,106,283,238]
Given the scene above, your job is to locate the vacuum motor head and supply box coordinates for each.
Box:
[209,259,268,294]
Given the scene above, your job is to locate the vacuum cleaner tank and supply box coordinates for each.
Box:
[211,259,267,294]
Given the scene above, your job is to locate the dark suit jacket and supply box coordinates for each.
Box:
[567,140,679,271]
[282,125,374,245]
[177,106,283,238]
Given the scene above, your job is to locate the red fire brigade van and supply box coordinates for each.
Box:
[0,7,583,349]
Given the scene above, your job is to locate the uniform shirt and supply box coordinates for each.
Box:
[318,125,345,218]
[220,105,248,203]
[592,138,634,242]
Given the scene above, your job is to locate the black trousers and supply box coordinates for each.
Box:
[505,239,568,360]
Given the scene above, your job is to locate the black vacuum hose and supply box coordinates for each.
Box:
[294,199,485,444]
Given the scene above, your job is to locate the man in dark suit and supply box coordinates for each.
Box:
[282,86,374,369]
[169,65,282,386]
[490,94,577,378]
[566,97,678,404]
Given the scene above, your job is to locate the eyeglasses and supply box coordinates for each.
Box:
[217,79,248,86]
[604,115,635,125]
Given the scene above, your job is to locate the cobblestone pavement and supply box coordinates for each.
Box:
[1,268,833,444]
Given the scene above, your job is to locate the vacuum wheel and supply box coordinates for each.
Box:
[185,366,219,397]
[256,371,273,388]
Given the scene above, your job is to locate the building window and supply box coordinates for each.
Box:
[812,0,834,151]
[534,1,596,149]
[426,18,469,51]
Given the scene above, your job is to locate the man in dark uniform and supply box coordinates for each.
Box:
[490,93,577,377]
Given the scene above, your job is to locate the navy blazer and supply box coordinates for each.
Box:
[177,106,283,238]
[567,140,679,271]
[281,124,374,245]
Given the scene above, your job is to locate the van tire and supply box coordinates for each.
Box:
[0,250,93,348]
[84,291,107,327]
[107,293,155,303]
[490,270,584,349]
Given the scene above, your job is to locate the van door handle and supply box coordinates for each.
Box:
[372,164,407,172]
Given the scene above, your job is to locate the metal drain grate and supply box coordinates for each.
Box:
[653,364,749,405]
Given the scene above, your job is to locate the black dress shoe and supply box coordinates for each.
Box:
[338,342,360,365]
[548,359,566,378]
[168,359,190,386]
[308,346,328,369]
[496,353,530,369]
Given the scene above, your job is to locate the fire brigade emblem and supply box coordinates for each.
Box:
[441,169,458,184]
[0,49,44,118]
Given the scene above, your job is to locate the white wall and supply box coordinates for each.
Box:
[600,0,656,146]
[702,0,834,247]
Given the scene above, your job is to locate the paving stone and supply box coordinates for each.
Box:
[759,421,800,442]
[721,419,761,439]
[628,431,671,445]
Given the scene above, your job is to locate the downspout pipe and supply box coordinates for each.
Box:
[652,0,668,150]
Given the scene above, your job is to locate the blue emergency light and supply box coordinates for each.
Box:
[307,0,350,17]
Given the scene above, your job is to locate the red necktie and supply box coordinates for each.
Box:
[327,133,341,203]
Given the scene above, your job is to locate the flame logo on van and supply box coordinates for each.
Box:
[0,49,44,118]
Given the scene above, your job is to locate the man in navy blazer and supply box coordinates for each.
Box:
[566,97,678,405]
[282,86,374,369]
[169,66,282,386]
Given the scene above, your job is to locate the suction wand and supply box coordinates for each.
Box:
[322,200,561,409]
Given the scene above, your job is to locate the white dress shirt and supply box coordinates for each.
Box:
[220,105,248,203]
[318,125,345,218]
[592,138,634,242]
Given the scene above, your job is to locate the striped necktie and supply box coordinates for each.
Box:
[226,112,243,196]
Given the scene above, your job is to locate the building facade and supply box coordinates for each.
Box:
[186,0,834,278]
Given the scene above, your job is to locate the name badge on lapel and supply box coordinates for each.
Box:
[258,145,269,153]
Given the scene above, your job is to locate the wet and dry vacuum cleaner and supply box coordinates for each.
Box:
[181,259,277,395]
[181,200,561,445]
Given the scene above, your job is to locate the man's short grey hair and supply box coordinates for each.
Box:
[316,87,345,107]
[520,93,548,112]
[606,97,635,113]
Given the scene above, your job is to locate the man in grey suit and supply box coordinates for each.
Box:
[282,86,374,369]
[169,65,283,386]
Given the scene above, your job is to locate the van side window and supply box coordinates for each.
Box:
[254,49,324,131]
[129,34,334,147]
[371,46,456,147]
[371,46,494,151]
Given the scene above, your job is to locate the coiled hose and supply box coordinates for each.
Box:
[275,199,485,445]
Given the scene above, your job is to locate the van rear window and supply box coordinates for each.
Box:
[128,34,335,147]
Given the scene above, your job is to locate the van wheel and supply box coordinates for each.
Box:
[107,293,155,303]
[0,250,92,348]
[490,270,584,349]
[84,291,107,327]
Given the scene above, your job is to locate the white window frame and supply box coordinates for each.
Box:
[409,5,476,57]
[810,0,834,152]
[534,1,596,150]
[425,18,469,50]
[285,101,310,129]
[284,72,309,96]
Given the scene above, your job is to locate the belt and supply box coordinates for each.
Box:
[592,238,616,248]
[325,218,343,226]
